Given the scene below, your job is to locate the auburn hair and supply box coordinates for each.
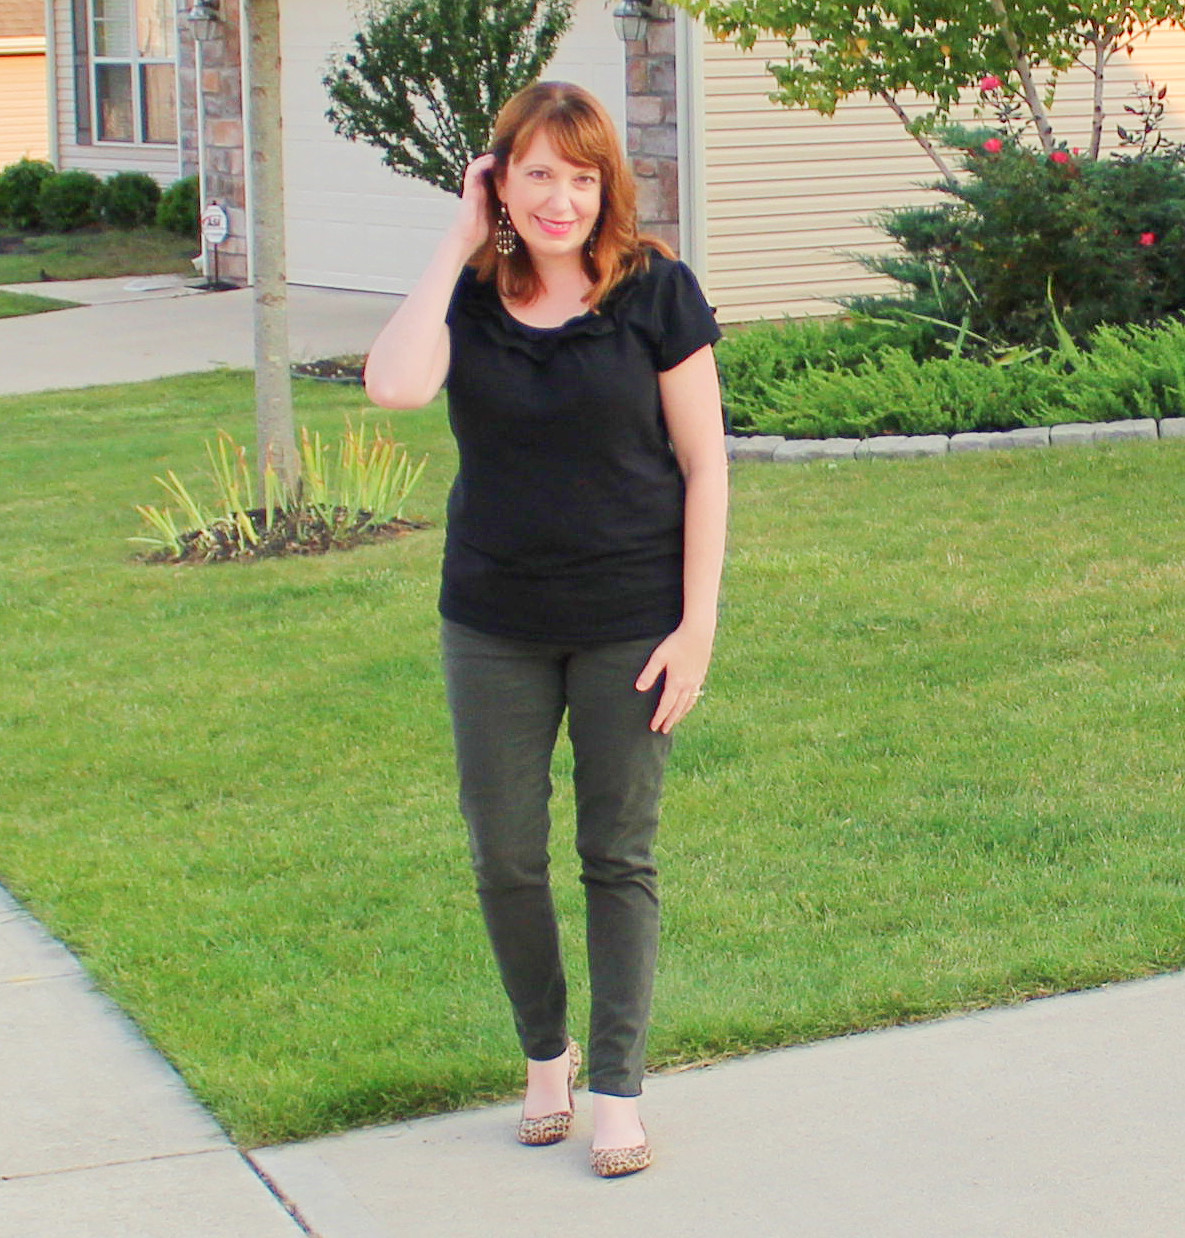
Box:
[471,81,673,311]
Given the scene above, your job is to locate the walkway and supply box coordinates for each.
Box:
[0,275,395,394]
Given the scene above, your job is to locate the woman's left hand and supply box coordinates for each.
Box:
[635,622,715,734]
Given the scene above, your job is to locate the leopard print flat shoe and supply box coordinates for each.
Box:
[590,1133,653,1178]
[517,1040,582,1146]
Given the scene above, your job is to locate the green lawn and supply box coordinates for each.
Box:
[2,372,1183,1147]
[0,226,198,284]
[0,289,80,318]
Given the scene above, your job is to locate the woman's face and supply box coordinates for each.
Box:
[499,130,603,263]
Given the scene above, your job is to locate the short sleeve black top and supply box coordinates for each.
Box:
[441,251,720,643]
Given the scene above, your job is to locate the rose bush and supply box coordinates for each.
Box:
[852,141,1185,351]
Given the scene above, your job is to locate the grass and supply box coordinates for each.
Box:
[0,226,198,284]
[0,289,80,318]
[2,371,1184,1147]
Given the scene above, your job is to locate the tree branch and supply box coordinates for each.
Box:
[879,91,959,187]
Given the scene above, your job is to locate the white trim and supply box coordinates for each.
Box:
[0,36,48,54]
[85,0,177,146]
[43,0,58,165]
[675,8,707,277]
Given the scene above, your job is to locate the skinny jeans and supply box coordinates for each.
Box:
[441,618,673,1097]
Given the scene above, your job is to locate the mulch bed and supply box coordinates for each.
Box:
[139,506,428,565]
[292,355,366,383]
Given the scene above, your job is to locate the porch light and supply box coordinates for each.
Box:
[613,0,655,43]
[187,0,221,41]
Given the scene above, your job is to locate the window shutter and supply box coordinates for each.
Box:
[71,0,92,145]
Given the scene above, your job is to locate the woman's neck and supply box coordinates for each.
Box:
[505,253,593,328]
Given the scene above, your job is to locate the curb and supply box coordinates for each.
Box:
[727,417,1185,462]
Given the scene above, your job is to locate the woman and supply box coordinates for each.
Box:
[365,81,727,1177]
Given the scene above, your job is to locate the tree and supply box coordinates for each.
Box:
[670,1,1185,181]
[324,0,574,196]
[244,0,298,492]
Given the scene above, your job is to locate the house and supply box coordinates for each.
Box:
[0,0,49,166]
[45,1,1185,322]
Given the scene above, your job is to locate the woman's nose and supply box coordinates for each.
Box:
[545,183,573,211]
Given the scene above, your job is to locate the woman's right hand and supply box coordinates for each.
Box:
[451,153,497,254]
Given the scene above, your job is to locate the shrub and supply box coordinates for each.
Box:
[325,0,573,194]
[38,170,103,232]
[0,158,55,231]
[862,142,1185,351]
[716,314,942,427]
[732,349,1065,439]
[718,314,1185,439]
[100,171,162,228]
[156,176,199,236]
[1061,317,1185,423]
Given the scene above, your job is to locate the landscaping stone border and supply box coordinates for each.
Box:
[727,418,1185,463]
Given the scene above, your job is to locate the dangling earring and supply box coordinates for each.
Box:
[495,203,518,257]
[586,219,600,255]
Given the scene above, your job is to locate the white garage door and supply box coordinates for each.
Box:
[280,0,626,293]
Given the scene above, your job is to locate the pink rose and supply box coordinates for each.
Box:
[983,138,1003,154]
[1139,232,1157,246]
[1050,150,1070,164]
[979,75,1002,91]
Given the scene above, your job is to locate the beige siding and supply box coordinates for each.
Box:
[0,50,49,163]
[702,26,1185,323]
[58,138,179,181]
[51,0,178,182]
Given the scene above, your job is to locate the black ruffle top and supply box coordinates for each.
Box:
[440,252,721,643]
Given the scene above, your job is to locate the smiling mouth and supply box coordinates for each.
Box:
[534,216,577,236]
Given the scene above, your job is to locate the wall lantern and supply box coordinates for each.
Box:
[613,0,655,42]
[186,0,221,41]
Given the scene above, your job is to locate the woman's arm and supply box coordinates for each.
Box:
[635,344,729,733]
[363,154,495,409]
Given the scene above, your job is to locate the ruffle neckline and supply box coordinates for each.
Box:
[457,269,632,363]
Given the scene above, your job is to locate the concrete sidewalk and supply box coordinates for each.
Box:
[0,886,303,1237]
[0,276,396,395]
[4,873,1184,1238]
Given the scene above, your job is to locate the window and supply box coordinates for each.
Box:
[89,0,176,144]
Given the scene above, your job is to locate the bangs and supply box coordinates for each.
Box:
[510,103,615,173]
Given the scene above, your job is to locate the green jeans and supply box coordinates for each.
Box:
[441,619,673,1097]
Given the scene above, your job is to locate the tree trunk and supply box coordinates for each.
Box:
[989,0,1056,154]
[1088,26,1115,160]
[244,0,298,492]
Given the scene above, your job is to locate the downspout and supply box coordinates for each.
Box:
[194,35,209,267]
[238,0,254,285]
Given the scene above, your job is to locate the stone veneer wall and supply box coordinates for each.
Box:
[176,1,248,285]
[625,5,680,254]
